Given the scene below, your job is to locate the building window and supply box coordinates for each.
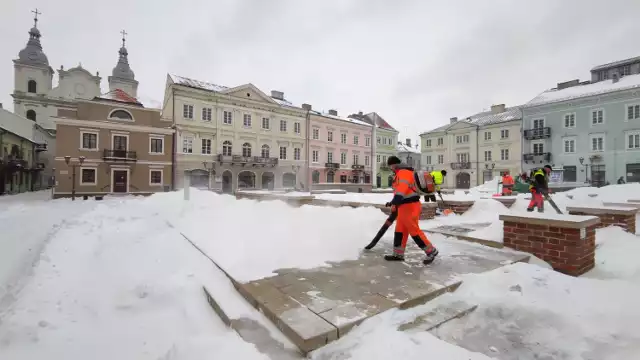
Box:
[294,147,301,160]
[590,134,604,152]
[294,122,301,134]
[223,111,233,124]
[365,137,371,147]
[376,154,380,163]
[425,155,432,164]
[279,146,287,160]
[80,168,97,185]
[202,107,212,121]
[484,131,492,141]
[533,118,545,129]
[365,155,370,165]
[262,117,270,129]
[312,170,320,184]
[150,170,163,186]
[312,150,319,163]
[279,120,287,132]
[353,154,359,165]
[312,128,319,139]
[26,109,36,121]
[353,136,359,145]
[500,149,509,160]
[591,109,604,125]
[437,137,443,146]
[377,136,381,144]
[81,132,98,150]
[437,155,444,164]
[455,135,469,144]
[564,113,576,128]
[202,139,212,154]
[621,65,631,76]
[484,151,492,161]
[563,166,577,182]
[183,136,194,153]
[457,153,469,163]
[328,131,333,142]
[341,133,347,144]
[182,105,193,119]
[563,138,576,154]
[383,137,387,145]
[425,139,432,147]
[627,105,640,120]
[340,175,347,183]
[243,114,252,127]
[150,137,164,154]
[628,132,640,150]
[500,129,509,139]
[27,80,37,93]
[109,109,133,120]
[261,144,270,158]
[327,152,333,163]
[533,142,544,155]
[222,141,232,156]
[340,152,347,165]
[382,156,387,164]
[242,143,252,157]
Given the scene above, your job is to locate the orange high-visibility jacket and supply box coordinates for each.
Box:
[502,175,514,186]
[390,166,421,205]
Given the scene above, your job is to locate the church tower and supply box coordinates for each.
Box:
[108,30,138,98]
[12,9,54,120]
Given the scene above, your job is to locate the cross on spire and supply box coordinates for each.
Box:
[120,29,128,47]
[31,8,41,27]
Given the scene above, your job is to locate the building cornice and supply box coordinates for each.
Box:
[53,117,175,134]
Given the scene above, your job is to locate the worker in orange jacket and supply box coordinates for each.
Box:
[500,171,514,196]
[384,156,439,265]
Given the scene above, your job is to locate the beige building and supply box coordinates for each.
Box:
[52,90,174,198]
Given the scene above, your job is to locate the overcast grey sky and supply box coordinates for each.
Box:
[2,0,640,143]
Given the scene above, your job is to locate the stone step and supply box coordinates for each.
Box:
[397,299,478,333]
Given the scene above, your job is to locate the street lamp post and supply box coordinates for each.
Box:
[202,161,216,191]
[579,157,590,184]
[64,155,85,201]
[292,165,301,190]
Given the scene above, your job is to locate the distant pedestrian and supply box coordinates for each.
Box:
[618,176,626,184]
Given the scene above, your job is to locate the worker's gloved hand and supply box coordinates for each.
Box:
[385,202,392,207]
[437,190,442,196]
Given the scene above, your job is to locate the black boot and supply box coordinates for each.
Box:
[384,232,405,261]
[526,207,534,212]
[423,248,439,265]
[384,254,405,261]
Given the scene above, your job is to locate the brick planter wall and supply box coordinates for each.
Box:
[567,206,636,234]
[235,192,315,207]
[492,197,516,208]
[499,214,600,277]
[437,200,475,214]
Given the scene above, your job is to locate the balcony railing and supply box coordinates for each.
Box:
[379,165,390,171]
[524,127,551,140]
[35,143,47,152]
[523,152,552,162]
[103,149,137,161]
[352,164,365,171]
[451,162,471,170]
[325,162,340,169]
[217,154,278,167]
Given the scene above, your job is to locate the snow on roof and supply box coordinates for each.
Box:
[420,106,522,135]
[97,89,142,106]
[136,95,162,109]
[0,108,36,143]
[169,74,229,93]
[526,73,640,107]
[591,55,640,72]
[320,112,372,128]
[396,143,419,154]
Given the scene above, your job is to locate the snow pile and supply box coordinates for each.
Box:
[584,226,640,281]
[564,183,640,203]
[467,176,501,195]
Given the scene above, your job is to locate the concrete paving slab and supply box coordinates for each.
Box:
[398,300,478,332]
[423,222,503,248]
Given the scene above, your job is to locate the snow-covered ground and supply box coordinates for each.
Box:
[1,183,639,359]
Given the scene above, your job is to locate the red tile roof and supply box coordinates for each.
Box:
[97,89,142,106]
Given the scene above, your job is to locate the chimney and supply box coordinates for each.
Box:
[491,104,506,114]
[358,111,363,116]
[270,90,284,100]
[557,79,580,90]
[450,117,458,124]
[328,109,338,116]
[302,103,312,111]
[405,138,411,147]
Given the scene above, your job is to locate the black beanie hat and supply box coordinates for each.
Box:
[441,170,447,176]
[387,156,401,166]
[544,165,552,171]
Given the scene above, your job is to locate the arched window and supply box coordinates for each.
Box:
[26,110,36,121]
[261,144,270,158]
[312,170,320,184]
[27,80,37,94]
[222,141,232,156]
[108,109,133,120]
[327,171,335,183]
[242,143,252,157]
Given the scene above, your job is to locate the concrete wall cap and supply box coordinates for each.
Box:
[567,205,637,215]
[602,202,640,211]
[499,213,600,229]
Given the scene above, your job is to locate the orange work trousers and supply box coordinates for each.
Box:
[395,202,433,250]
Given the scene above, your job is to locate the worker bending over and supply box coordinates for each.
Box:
[527,165,552,212]
[423,169,447,202]
[500,171,514,196]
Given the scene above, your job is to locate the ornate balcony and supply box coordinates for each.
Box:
[352,164,365,171]
[379,165,390,171]
[35,143,47,152]
[524,127,551,140]
[325,162,340,169]
[451,162,471,170]
[103,149,137,162]
[217,154,278,167]
[523,152,551,163]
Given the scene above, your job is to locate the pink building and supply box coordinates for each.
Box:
[307,109,373,190]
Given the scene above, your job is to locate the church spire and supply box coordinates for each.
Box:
[111,29,135,81]
[17,8,49,66]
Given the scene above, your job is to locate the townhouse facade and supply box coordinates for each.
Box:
[53,91,174,198]
[163,74,308,192]
[308,109,373,191]
[420,104,522,189]
[396,138,421,170]
[523,56,640,186]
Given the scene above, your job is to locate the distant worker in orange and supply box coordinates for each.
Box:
[383,156,439,265]
[500,171,514,196]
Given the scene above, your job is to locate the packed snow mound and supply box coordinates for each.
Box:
[468,176,501,194]
[584,226,640,282]
[564,183,640,203]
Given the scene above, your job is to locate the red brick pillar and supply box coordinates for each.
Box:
[567,206,637,234]
[437,200,475,214]
[500,214,600,276]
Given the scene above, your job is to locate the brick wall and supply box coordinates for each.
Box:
[503,221,596,276]
[437,200,475,214]
[568,211,636,234]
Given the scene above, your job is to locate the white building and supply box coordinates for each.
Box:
[162,74,308,192]
[419,104,523,189]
